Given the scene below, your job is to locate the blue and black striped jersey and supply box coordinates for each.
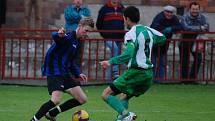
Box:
[42,31,81,77]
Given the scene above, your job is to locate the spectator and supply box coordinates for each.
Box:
[150,5,182,83]
[96,0,125,80]
[24,0,43,35]
[64,0,91,68]
[64,0,91,31]
[180,2,209,80]
[0,0,6,28]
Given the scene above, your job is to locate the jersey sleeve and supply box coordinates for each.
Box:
[146,27,166,47]
[109,42,135,65]
[51,32,67,45]
[69,60,81,77]
[124,30,136,45]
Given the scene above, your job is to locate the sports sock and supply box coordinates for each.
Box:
[30,100,55,120]
[49,98,81,117]
[105,95,126,114]
[120,99,129,109]
[30,116,38,121]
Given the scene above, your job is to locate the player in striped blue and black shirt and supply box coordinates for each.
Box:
[30,17,94,121]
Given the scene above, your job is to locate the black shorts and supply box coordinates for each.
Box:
[47,76,81,95]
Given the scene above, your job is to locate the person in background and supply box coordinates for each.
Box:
[0,0,6,28]
[96,0,125,80]
[150,5,182,83]
[64,0,91,68]
[64,0,91,31]
[24,0,44,36]
[180,1,209,80]
[30,18,94,121]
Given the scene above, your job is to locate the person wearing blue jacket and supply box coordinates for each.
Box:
[150,5,182,83]
[30,18,94,121]
[64,0,91,31]
[179,2,209,80]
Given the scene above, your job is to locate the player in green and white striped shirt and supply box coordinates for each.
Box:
[100,6,166,121]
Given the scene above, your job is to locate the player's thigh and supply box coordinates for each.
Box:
[66,86,87,102]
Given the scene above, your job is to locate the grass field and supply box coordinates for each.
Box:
[0,84,215,121]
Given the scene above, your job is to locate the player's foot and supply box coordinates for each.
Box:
[122,112,137,121]
[115,114,122,121]
[45,112,57,121]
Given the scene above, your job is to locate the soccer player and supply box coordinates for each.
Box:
[30,18,94,121]
[100,6,166,121]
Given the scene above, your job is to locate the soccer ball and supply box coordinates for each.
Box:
[72,110,89,121]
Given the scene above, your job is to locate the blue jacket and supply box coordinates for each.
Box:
[150,11,182,54]
[96,3,124,39]
[150,11,182,39]
[64,5,91,31]
[42,31,81,77]
[180,12,209,39]
[181,12,209,32]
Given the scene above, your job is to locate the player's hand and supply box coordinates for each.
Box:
[100,60,110,69]
[58,27,66,38]
[79,73,88,82]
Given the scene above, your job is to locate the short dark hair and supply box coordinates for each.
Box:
[189,1,200,9]
[123,6,140,23]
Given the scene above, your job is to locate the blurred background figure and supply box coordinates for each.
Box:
[96,0,125,81]
[150,5,182,83]
[24,0,44,36]
[64,0,91,31]
[179,1,209,80]
[0,0,7,28]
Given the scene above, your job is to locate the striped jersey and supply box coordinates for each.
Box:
[42,31,81,77]
[125,25,166,69]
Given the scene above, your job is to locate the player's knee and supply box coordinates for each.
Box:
[51,99,61,105]
[101,92,108,101]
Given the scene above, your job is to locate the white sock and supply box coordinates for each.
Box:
[33,116,39,121]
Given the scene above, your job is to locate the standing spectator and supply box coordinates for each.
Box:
[64,0,91,31]
[64,0,91,68]
[150,5,182,83]
[0,0,6,28]
[24,0,43,35]
[30,18,94,121]
[180,2,209,80]
[96,0,124,80]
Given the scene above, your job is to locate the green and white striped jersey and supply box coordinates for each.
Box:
[109,24,166,69]
[125,24,166,69]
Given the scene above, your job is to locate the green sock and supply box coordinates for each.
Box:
[106,95,125,114]
[120,99,129,109]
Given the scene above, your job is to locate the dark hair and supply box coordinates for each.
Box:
[123,6,140,23]
[189,1,200,8]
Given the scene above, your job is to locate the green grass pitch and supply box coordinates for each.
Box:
[0,84,215,121]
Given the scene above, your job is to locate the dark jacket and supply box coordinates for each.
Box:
[42,31,81,77]
[96,2,125,39]
[150,11,182,54]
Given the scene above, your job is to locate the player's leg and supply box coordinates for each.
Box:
[115,93,131,120]
[47,78,84,118]
[30,76,64,121]
[102,86,129,118]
